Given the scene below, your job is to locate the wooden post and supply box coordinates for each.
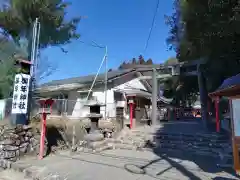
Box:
[129,99,134,129]
[38,98,54,160]
[152,68,158,125]
[197,64,208,129]
[215,97,220,132]
[167,108,170,121]
[116,101,125,131]
[71,125,76,152]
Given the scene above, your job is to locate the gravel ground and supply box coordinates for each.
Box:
[0,169,30,180]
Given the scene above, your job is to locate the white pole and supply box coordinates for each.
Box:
[104,46,108,120]
[30,18,38,76]
[152,68,158,125]
[27,18,40,120]
[34,22,41,86]
[86,52,106,101]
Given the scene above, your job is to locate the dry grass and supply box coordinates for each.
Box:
[0,118,13,127]
[1,116,117,145]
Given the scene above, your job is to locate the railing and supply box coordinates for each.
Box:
[156,106,201,121]
[174,107,201,120]
[1,98,201,121]
[2,98,117,120]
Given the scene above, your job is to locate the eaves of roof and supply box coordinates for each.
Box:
[37,69,137,93]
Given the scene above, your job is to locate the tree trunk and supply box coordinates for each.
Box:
[197,65,209,129]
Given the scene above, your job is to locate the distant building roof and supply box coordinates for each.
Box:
[217,73,240,91]
[40,69,135,87]
[209,74,240,97]
[38,64,180,93]
[115,89,152,98]
[40,64,173,88]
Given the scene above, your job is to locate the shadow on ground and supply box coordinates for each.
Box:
[45,126,65,155]
[212,178,237,180]
[145,120,239,180]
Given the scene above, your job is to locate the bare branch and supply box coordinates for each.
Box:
[35,54,57,83]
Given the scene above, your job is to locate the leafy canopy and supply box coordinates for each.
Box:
[0,0,80,48]
[0,36,26,98]
[166,0,240,92]
[0,0,80,97]
[118,55,153,69]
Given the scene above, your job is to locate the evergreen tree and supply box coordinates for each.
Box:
[166,0,240,92]
[0,0,80,48]
[146,58,153,65]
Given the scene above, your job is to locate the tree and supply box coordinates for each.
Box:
[132,58,137,64]
[164,0,182,58]
[35,55,57,83]
[0,0,79,97]
[164,57,178,65]
[0,35,56,97]
[138,55,145,64]
[0,59,16,98]
[146,58,153,65]
[0,36,25,98]
[165,0,240,119]
[166,0,240,92]
[118,61,127,69]
[0,0,80,49]
[162,57,199,106]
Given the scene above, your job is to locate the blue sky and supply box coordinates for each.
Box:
[41,0,175,83]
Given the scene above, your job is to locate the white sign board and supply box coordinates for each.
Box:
[11,74,31,114]
[231,99,240,136]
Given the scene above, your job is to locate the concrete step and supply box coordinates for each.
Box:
[154,137,230,144]
[117,127,232,160]
[130,130,229,143]
[153,133,229,141]
[130,128,229,140]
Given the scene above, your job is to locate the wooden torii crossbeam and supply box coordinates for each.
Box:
[136,58,207,125]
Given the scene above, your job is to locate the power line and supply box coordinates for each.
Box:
[78,40,105,48]
[143,0,160,55]
[60,40,105,53]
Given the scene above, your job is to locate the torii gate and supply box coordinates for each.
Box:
[137,58,208,127]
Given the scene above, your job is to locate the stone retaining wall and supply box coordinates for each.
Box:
[0,124,44,168]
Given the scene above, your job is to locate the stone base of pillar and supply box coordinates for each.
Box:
[116,107,124,131]
[127,119,136,129]
[131,118,136,129]
[84,130,104,142]
[83,129,105,151]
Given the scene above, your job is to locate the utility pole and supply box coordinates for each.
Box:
[85,42,108,120]
[104,46,108,120]
[30,18,41,89]
[152,68,158,125]
[28,18,41,120]
[197,64,208,129]
[12,18,40,125]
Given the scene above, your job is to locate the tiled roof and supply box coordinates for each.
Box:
[40,69,135,87]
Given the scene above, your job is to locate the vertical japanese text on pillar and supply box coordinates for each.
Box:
[11,74,30,114]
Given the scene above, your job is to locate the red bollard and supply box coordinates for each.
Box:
[38,98,54,160]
